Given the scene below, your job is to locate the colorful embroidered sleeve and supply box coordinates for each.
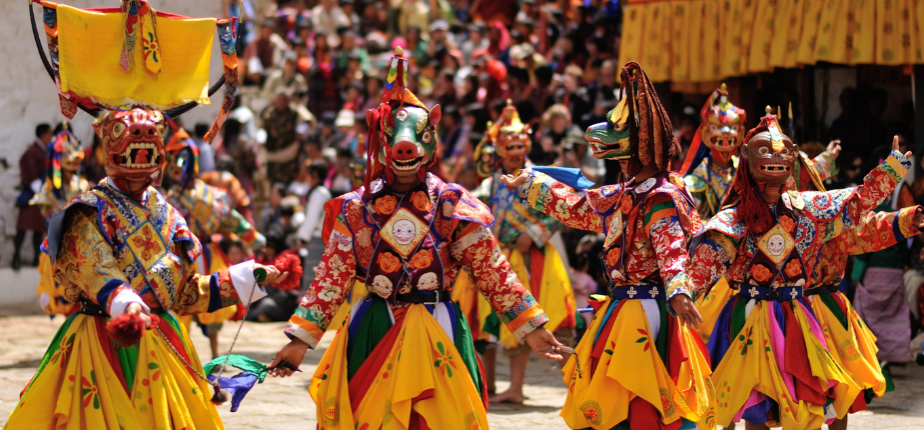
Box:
[516,171,605,233]
[806,150,911,240]
[518,204,561,247]
[221,208,266,250]
[683,174,710,218]
[810,151,836,181]
[688,229,741,296]
[451,222,548,340]
[53,206,136,315]
[841,206,921,255]
[171,257,263,316]
[285,208,357,348]
[53,205,263,317]
[643,195,693,303]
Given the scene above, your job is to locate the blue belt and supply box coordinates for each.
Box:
[608,284,665,300]
[803,284,838,296]
[738,284,804,301]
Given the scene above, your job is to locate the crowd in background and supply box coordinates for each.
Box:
[13,0,924,363]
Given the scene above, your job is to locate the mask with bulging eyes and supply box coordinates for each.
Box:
[373,104,442,183]
[93,108,168,197]
[493,101,531,160]
[742,126,796,187]
[584,96,632,160]
[700,84,746,164]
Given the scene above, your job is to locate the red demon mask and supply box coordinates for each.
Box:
[93,108,168,199]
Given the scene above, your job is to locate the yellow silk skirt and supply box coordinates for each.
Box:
[6,312,222,430]
[36,253,79,316]
[561,297,715,429]
[498,245,575,348]
[451,270,494,344]
[808,291,887,400]
[711,298,861,428]
[193,243,237,325]
[693,277,735,344]
[311,304,487,430]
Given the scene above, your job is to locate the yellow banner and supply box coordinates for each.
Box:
[56,4,215,109]
[620,0,924,83]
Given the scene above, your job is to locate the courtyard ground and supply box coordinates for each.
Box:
[1,315,923,429]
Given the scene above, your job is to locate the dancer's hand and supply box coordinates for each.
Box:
[268,338,309,377]
[500,169,531,188]
[515,233,533,254]
[914,207,924,230]
[525,327,564,361]
[126,302,153,329]
[254,263,289,285]
[826,140,842,159]
[892,135,913,159]
[669,294,702,329]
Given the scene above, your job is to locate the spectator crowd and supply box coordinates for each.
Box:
[14,0,924,365]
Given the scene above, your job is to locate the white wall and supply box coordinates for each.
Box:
[0,0,225,270]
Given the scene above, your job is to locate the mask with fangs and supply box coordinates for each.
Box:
[93,108,168,199]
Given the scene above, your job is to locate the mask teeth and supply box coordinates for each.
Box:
[393,156,423,171]
[119,142,159,169]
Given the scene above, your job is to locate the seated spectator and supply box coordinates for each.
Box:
[261,52,308,106]
[327,148,354,197]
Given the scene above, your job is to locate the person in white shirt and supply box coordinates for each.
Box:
[311,0,350,48]
[296,161,332,289]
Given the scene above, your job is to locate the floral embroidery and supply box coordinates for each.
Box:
[580,400,603,425]
[50,333,76,367]
[148,351,162,382]
[80,370,101,409]
[433,341,458,377]
[373,195,398,215]
[738,327,754,355]
[635,329,650,352]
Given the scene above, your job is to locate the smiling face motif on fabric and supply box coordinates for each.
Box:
[392,219,417,245]
[379,208,429,257]
[756,224,795,266]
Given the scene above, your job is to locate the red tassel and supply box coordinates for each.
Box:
[229,303,247,321]
[106,313,160,347]
[271,252,303,291]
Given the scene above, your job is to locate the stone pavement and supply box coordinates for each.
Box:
[1,315,923,429]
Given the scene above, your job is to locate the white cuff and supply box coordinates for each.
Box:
[30,179,42,194]
[229,260,267,306]
[525,224,547,247]
[110,289,150,318]
[39,292,50,310]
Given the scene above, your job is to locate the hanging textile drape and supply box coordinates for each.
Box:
[619,0,924,83]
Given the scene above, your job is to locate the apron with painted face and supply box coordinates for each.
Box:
[740,196,809,297]
[359,176,446,302]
